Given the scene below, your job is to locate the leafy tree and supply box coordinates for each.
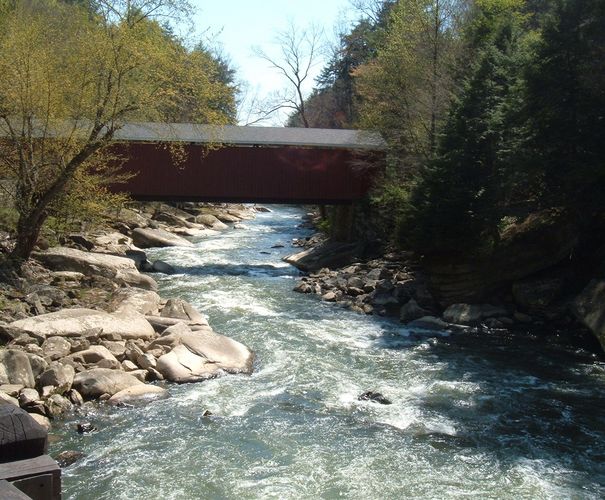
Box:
[399,0,529,256]
[0,0,233,266]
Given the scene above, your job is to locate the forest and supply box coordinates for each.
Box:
[293,0,604,279]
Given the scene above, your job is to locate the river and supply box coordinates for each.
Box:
[51,205,605,499]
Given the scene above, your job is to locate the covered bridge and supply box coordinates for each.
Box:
[110,123,386,204]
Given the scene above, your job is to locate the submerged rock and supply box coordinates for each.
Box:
[56,450,85,467]
[358,391,392,405]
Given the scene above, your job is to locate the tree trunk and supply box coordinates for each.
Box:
[8,212,46,265]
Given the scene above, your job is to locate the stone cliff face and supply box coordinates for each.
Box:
[424,210,578,307]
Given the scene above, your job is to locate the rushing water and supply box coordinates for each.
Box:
[51,206,605,499]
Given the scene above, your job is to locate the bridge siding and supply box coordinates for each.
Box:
[111,143,378,204]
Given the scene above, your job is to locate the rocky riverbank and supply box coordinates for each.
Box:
[0,203,263,433]
[285,228,605,355]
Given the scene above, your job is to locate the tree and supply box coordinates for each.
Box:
[0,0,233,266]
[399,0,530,256]
[253,22,323,127]
[523,0,605,216]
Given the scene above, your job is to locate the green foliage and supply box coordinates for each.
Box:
[0,0,237,264]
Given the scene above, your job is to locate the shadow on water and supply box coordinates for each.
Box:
[374,323,605,492]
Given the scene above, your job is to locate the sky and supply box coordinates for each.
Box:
[189,0,357,125]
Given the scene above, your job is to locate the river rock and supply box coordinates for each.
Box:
[66,345,119,366]
[442,303,508,325]
[131,228,194,249]
[11,307,156,340]
[73,368,144,399]
[110,288,162,316]
[283,241,361,272]
[407,316,451,330]
[56,450,85,467]
[0,349,35,387]
[0,391,19,406]
[29,413,51,431]
[155,328,254,383]
[399,298,429,323]
[32,247,157,291]
[152,260,176,274]
[195,214,228,229]
[41,336,72,360]
[26,354,49,380]
[108,385,168,405]
[45,394,72,418]
[358,391,392,405]
[19,388,40,407]
[573,279,605,351]
[38,362,75,395]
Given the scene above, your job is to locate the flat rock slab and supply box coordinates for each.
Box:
[10,308,156,340]
[33,247,157,291]
[132,228,194,248]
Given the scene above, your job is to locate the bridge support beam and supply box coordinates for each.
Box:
[330,204,354,242]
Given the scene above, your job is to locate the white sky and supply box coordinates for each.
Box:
[190,0,358,125]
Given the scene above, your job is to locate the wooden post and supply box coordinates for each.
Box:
[0,404,61,500]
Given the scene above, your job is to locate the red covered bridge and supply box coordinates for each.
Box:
[110,123,386,204]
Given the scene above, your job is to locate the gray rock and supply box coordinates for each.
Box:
[442,303,508,325]
[101,341,126,359]
[11,307,156,340]
[156,328,254,383]
[38,363,75,395]
[152,260,176,274]
[108,385,169,405]
[42,336,72,360]
[66,389,84,406]
[122,360,138,371]
[399,299,428,324]
[0,384,24,397]
[110,288,161,316]
[0,390,19,406]
[407,316,451,331]
[136,353,156,370]
[65,346,119,366]
[45,394,72,418]
[73,368,144,398]
[573,280,605,351]
[131,228,194,249]
[30,413,51,431]
[26,354,49,380]
[0,349,35,387]
[32,247,157,291]
[56,450,85,467]
[19,388,40,407]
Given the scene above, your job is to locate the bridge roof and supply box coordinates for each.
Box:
[114,122,387,151]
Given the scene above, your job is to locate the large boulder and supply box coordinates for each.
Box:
[155,327,254,383]
[109,288,162,316]
[442,303,508,325]
[65,346,119,367]
[10,307,156,340]
[131,228,194,249]
[41,336,72,360]
[283,241,362,272]
[573,280,605,352]
[32,247,157,291]
[38,362,75,395]
[0,349,35,388]
[108,385,169,405]
[73,368,144,398]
